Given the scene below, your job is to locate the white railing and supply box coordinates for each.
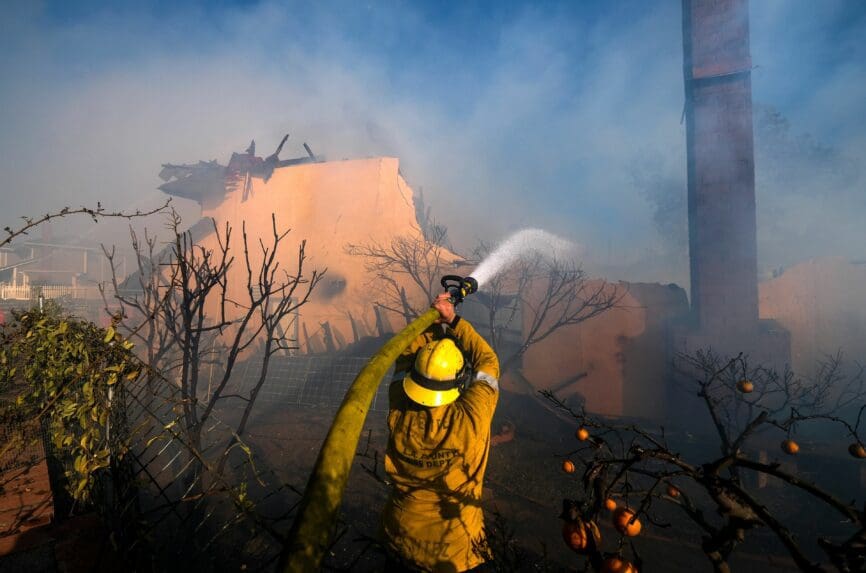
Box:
[0,285,30,300]
[0,283,101,301]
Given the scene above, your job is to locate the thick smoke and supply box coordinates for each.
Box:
[638,104,866,283]
[0,1,863,279]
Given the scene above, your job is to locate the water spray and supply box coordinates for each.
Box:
[471,228,576,288]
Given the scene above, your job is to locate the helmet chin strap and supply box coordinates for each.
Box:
[455,361,472,393]
[440,331,474,393]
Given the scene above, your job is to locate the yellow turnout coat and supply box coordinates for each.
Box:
[381,317,500,572]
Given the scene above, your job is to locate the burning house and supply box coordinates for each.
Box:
[145,1,866,426]
[157,138,462,355]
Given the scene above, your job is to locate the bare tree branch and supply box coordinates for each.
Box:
[541,348,866,572]
[2,199,171,248]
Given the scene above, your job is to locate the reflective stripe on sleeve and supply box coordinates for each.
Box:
[475,371,499,391]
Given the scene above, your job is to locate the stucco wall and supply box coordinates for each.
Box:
[519,281,689,419]
[197,157,450,353]
[759,257,866,377]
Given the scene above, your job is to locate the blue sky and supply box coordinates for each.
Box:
[1,0,864,284]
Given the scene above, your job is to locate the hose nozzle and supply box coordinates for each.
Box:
[441,275,478,305]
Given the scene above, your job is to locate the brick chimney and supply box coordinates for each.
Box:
[672,0,790,422]
[683,0,759,337]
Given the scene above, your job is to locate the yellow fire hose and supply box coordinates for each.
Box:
[279,307,440,572]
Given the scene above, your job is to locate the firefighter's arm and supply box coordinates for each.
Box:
[432,291,500,388]
[451,318,500,390]
[452,316,500,430]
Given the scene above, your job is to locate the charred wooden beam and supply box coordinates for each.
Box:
[303,143,317,161]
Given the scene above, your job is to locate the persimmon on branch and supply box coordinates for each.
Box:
[1,199,171,249]
[541,350,866,573]
[675,350,866,458]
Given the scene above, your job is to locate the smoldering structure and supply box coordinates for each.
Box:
[157,137,462,356]
[1,1,862,426]
[127,0,864,420]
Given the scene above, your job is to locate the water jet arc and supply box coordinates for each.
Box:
[472,228,575,288]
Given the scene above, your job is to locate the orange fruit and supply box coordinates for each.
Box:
[604,497,617,511]
[576,427,590,441]
[848,443,866,459]
[600,556,638,573]
[613,507,642,537]
[736,379,754,393]
[666,484,680,498]
[561,519,601,553]
[781,439,799,455]
[562,459,576,473]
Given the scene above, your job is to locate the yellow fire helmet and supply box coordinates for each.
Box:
[403,338,470,407]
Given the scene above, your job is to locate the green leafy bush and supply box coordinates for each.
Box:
[0,301,140,502]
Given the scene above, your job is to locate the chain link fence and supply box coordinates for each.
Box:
[99,352,390,571]
[0,420,47,474]
[1,346,395,571]
[231,355,393,412]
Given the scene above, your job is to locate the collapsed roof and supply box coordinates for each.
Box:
[158,135,321,205]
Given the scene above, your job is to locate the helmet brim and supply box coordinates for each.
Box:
[402,373,461,407]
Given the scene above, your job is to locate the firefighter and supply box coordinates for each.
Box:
[381,292,500,572]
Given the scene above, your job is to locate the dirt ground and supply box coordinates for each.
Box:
[234,391,841,572]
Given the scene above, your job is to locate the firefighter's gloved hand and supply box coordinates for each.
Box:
[432,292,457,325]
